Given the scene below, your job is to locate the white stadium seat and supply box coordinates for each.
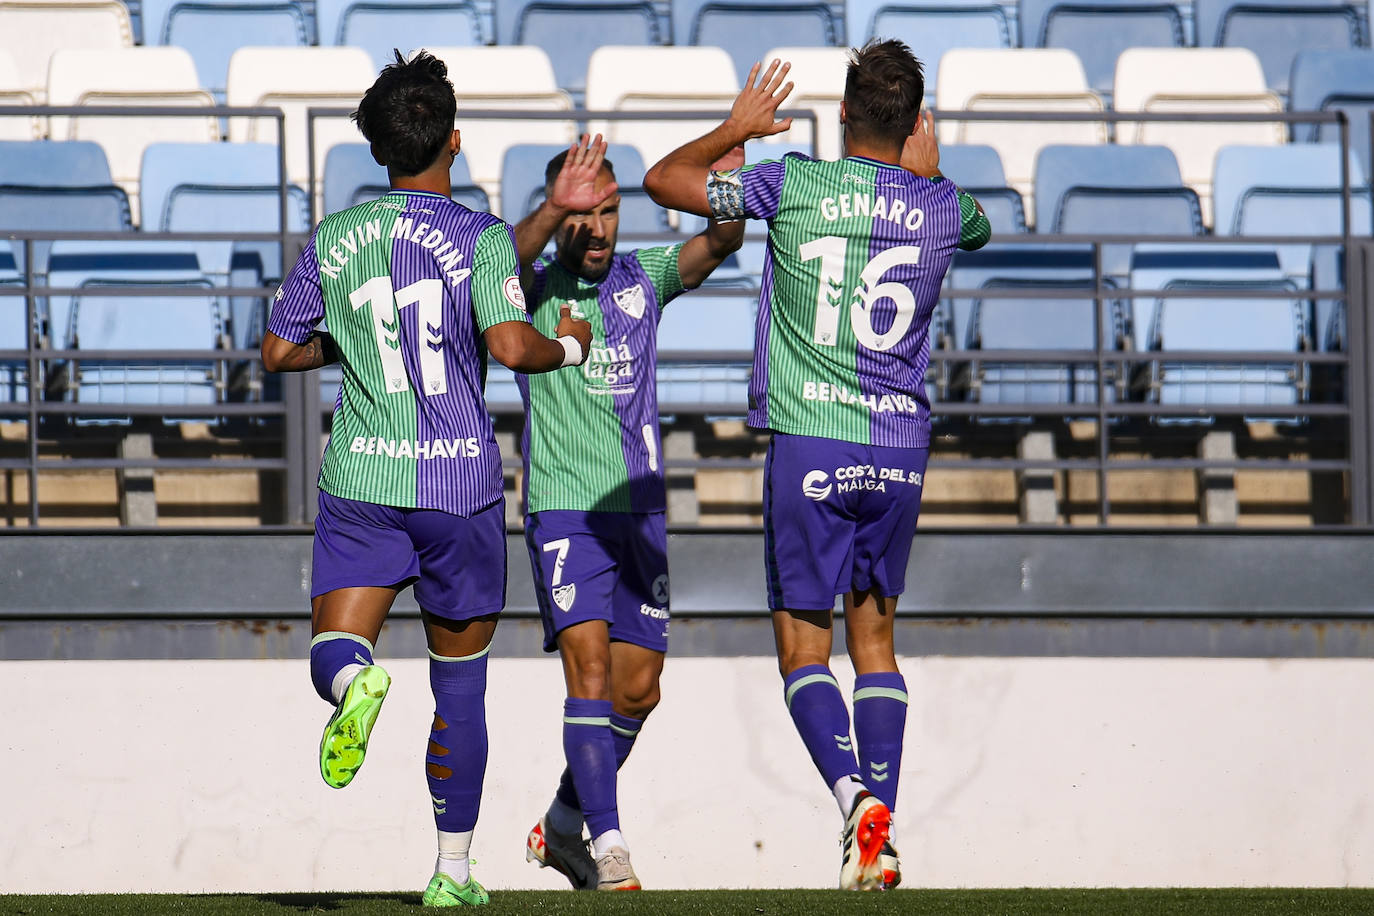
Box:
[226,46,377,205]
[762,46,848,160]
[0,0,132,101]
[1115,48,1286,228]
[425,45,575,214]
[586,45,739,170]
[0,49,41,140]
[936,48,1107,224]
[47,46,218,224]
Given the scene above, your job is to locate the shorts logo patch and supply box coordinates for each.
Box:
[802,469,832,501]
[552,583,577,612]
[614,283,646,319]
[651,573,670,605]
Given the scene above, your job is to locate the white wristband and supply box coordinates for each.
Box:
[557,335,584,368]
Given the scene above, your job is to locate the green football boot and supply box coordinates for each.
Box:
[318,664,390,789]
[422,871,490,907]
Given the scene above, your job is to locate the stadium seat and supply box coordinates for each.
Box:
[846,0,1012,86]
[586,45,739,171]
[656,287,756,415]
[1290,50,1374,168]
[498,142,647,224]
[672,0,842,85]
[967,278,1122,406]
[939,144,1027,235]
[427,46,576,214]
[47,47,220,225]
[315,0,484,70]
[1017,0,1186,97]
[1193,0,1366,95]
[1035,144,1200,278]
[936,48,1106,222]
[494,1,662,98]
[141,0,309,101]
[0,0,132,102]
[225,46,377,199]
[0,50,41,140]
[760,46,847,159]
[0,246,29,402]
[1114,48,1286,227]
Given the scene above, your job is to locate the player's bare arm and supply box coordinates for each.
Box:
[260,329,339,372]
[514,134,618,289]
[485,304,592,372]
[677,145,747,289]
[643,59,795,217]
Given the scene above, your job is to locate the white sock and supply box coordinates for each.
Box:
[833,774,865,817]
[330,663,365,704]
[435,829,472,884]
[591,828,627,857]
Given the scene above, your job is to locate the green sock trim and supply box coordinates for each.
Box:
[610,721,641,738]
[785,672,840,710]
[429,642,492,663]
[563,716,612,727]
[854,686,909,704]
[311,631,375,653]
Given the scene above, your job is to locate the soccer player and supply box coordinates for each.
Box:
[260,51,592,907]
[513,136,744,890]
[643,41,991,891]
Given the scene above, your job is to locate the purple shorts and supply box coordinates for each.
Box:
[763,432,929,611]
[312,490,507,620]
[524,510,670,654]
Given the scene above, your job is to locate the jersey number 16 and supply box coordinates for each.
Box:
[799,239,921,353]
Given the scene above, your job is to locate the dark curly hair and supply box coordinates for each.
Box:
[352,49,457,177]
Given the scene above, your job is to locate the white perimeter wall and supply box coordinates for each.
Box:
[5,656,1374,893]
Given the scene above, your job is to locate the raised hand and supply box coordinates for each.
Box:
[550,133,618,213]
[555,302,593,362]
[900,109,941,179]
[710,144,746,172]
[727,59,794,141]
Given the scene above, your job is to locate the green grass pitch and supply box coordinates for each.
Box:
[4,890,1374,915]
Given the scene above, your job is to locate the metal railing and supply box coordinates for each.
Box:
[0,103,1369,526]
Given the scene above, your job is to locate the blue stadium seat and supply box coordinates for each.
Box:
[495,1,662,97]
[968,278,1122,406]
[0,140,115,187]
[323,143,486,217]
[941,144,1027,235]
[1193,0,1366,95]
[1145,279,1309,408]
[848,3,1011,92]
[1127,244,1292,348]
[1290,50,1374,167]
[673,0,843,84]
[0,247,29,403]
[141,0,310,101]
[315,0,483,70]
[657,287,756,415]
[1018,0,1184,95]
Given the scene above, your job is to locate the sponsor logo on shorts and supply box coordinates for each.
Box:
[802,470,832,501]
[804,465,922,497]
[503,275,526,311]
[552,583,577,612]
[651,574,670,605]
[639,603,668,620]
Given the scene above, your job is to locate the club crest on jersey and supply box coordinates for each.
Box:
[613,284,646,319]
[552,583,577,612]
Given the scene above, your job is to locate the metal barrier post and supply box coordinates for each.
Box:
[1348,240,1374,525]
[23,238,37,526]
[283,371,307,525]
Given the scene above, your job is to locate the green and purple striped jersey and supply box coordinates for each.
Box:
[732,153,988,447]
[269,190,529,515]
[517,245,685,513]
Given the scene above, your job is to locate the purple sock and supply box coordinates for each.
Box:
[309,631,374,703]
[426,648,490,833]
[853,672,908,813]
[563,697,618,838]
[783,664,860,790]
[555,711,644,812]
